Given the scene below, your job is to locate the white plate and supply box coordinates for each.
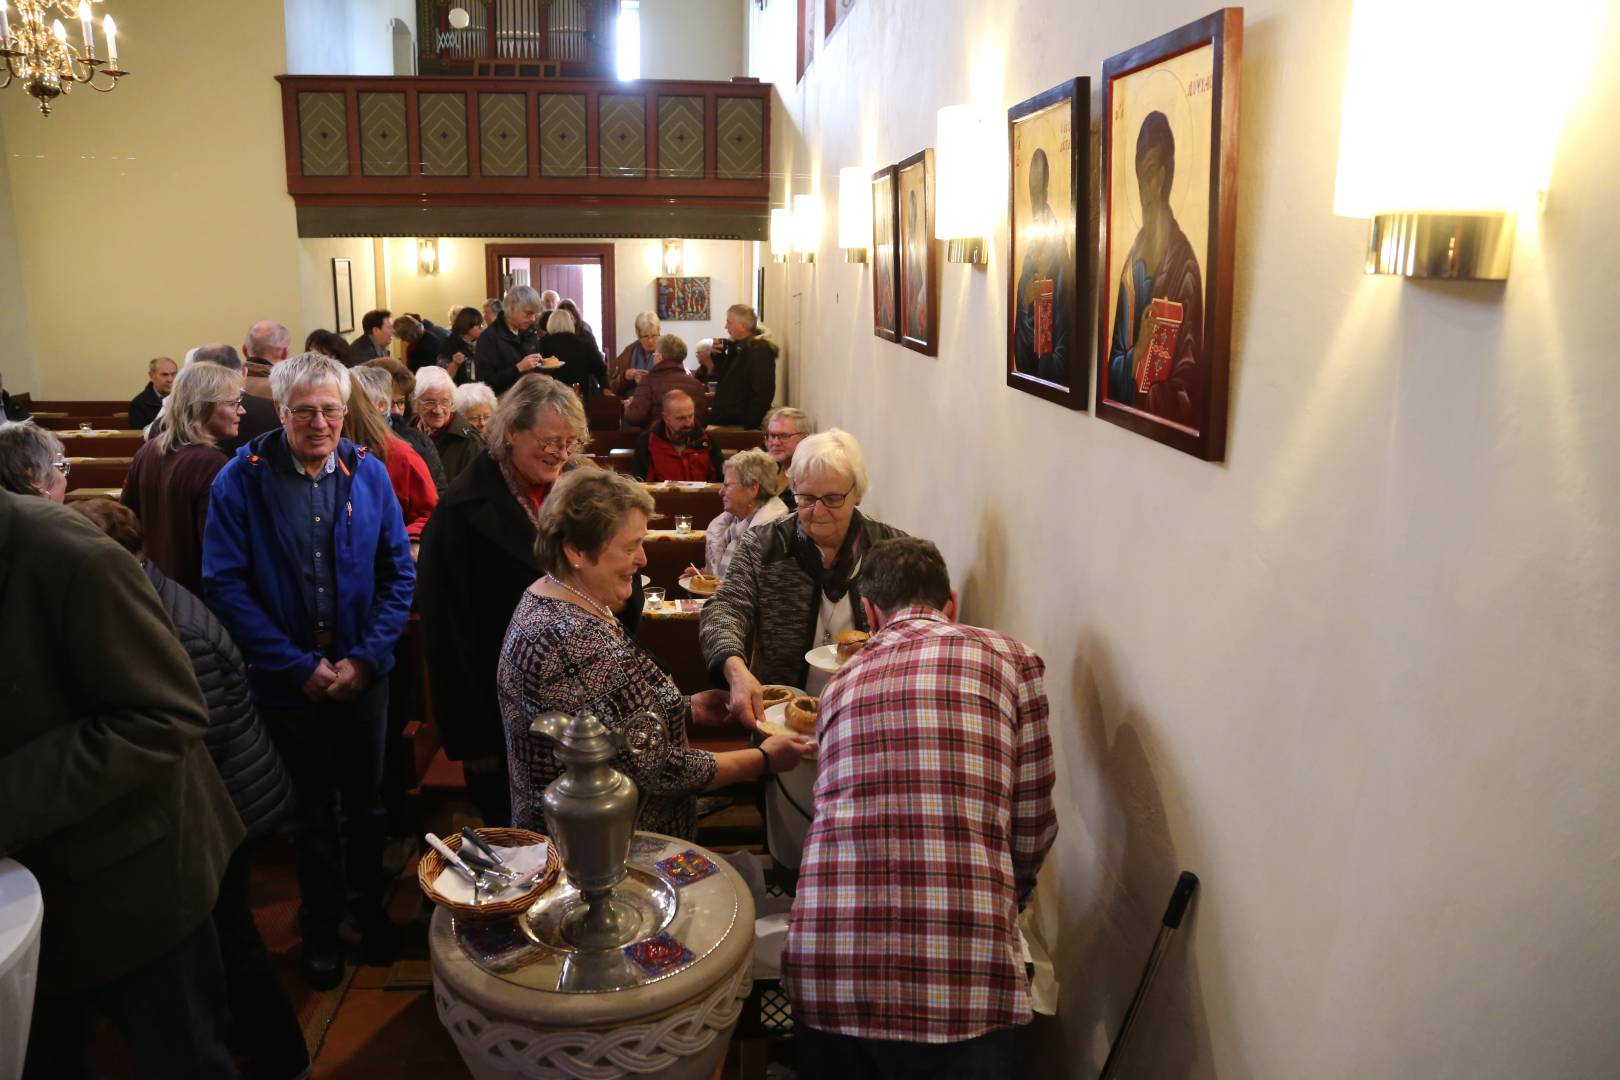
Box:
[679,573,720,597]
[804,643,847,674]
[672,480,709,490]
[758,700,818,757]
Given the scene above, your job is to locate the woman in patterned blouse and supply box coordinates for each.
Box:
[498,468,811,839]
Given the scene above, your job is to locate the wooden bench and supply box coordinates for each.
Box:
[649,488,723,531]
[37,415,131,431]
[56,432,145,456]
[64,457,133,490]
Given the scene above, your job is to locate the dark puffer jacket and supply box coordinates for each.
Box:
[144,561,294,840]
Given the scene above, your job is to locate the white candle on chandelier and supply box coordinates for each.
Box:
[77,1,92,55]
[103,14,116,66]
[1,3,11,48]
[51,19,67,44]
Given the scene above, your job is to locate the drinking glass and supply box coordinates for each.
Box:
[675,515,693,536]
[645,587,666,609]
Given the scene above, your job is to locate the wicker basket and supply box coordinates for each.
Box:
[417,827,562,920]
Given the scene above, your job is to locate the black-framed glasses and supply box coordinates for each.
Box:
[792,488,852,510]
[283,404,347,424]
[51,457,71,476]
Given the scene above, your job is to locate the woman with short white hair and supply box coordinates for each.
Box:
[455,382,496,436]
[537,306,607,391]
[0,420,68,503]
[703,447,787,579]
[611,311,661,394]
[699,428,908,717]
[412,364,484,484]
[120,362,247,591]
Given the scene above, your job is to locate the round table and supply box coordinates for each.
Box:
[0,859,45,1078]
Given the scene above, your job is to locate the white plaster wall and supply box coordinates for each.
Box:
[0,118,37,397]
[284,0,416,76]
[755,1,1620,1077]
[298,237,380,342]
[639,0,748,80]
[384,236,751,360]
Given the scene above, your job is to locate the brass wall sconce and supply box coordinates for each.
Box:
[417,237,439,275]
[661,238,685,276]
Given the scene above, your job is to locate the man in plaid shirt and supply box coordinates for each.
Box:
[782,538,1057,1077]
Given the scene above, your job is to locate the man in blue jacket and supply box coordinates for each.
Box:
[203,351,416,989]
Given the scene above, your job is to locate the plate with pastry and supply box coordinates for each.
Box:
[758,695,820,757]
[804,630,870,673]
[679,571,721,597]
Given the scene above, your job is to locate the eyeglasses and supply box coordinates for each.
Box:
[283,404,347,424]
[530,434,583,454]
[417,399,454,415]
[51,457,71,476]
[792,488,852,510]
[217,396,246,410]
[763,430,801,443]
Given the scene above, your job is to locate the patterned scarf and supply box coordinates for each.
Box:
[500,457,551,529]
[793,509,865,603]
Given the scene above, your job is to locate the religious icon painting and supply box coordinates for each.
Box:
[871,165,900,342]
[1008,77,1091,410]
[1097,7,1242,461]
[624,931,695,978]
[896,148,940,356]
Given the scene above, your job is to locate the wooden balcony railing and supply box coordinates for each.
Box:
[277,75,771,236]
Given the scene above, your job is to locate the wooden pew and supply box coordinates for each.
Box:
[37,415,130,431]
[64,457,133,490]
[649,487,724,531]
[641,533,706,591]
[56,432,145,456]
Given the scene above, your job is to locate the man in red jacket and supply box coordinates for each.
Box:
[632,389,724,483]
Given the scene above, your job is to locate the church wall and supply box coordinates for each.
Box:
[754,1,1620,1077]
[639,0,749,81]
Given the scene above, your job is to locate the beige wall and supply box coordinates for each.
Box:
[0,118,36,397]
[297,238,380,345]
[755,1,1620,1077]
[383,236,753,360]
[0,0,301,399]
[640,0,748,80]
[284,0,416,76]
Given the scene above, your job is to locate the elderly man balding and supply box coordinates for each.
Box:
[632,388,724,483]
[242,320,290,400]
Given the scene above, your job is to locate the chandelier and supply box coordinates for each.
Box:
[0,0,126,116]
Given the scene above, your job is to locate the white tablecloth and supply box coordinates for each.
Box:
[0,859,44,1078]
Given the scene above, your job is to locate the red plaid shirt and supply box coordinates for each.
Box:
[781,606,1057,1042]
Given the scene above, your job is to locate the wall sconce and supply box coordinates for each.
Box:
[935,104,1002,265]
[661,238,685,276]
[1334,0,1595,280]
[417,237,439,275]
[769,207,792,263]
[837,165,871,262]
[791,193,821,263]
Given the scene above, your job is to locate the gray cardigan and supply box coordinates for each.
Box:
[698,512,908,689]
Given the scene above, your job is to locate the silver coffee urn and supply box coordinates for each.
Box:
[429,710,756,1080]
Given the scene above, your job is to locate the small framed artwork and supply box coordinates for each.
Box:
[871,164,899,342]
[1096,7,1242,461]
[656,276,711,321]
[332,257,355,334]
[1008,76,1091,410]
[896,148,939,355]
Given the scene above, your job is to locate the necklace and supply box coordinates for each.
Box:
[544,574,619,625]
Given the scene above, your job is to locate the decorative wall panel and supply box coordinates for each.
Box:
[479,93,529,177]
[657,96,704,179]
[715,97,763,180]
[599,94,647,179]
[359,92,408,177]
[298,92,349,176]
[538,93,588,177]
[419,92,470,176]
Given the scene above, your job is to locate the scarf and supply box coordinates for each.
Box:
[793,509,865,603]
[500,457,551,529]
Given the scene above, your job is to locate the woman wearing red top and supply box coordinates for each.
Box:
[346,367,438,541]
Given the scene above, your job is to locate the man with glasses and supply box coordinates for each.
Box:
[761,406,814,514]
[203,351,416,990]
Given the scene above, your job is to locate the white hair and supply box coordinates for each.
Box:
[412,364,456,402]
[786,428,868,500]
[724,447,779,496]
[545,307,576,336]
[763,406,814,434]
[455,381,496,413]
[539,289,560,309]
[351,366,394,411]
[0,420,63,496]
[269,351,351,407]
[504,284,542,316]
[634,312,660,336]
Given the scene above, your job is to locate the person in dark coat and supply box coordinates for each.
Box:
[71,497,309,1080]
[708,304,778,429]
[536,306,607,392]
[438,306,484,386]
[349,309,394,364]
[0,370,30,420]
[393,314,441,373]
[476,284,546,396]
[623,334,710,429]
[417,374,643,827]
[128,355,178,430]
[0,489,243,1078]
[412,364,486,486]
[366,357,450,493]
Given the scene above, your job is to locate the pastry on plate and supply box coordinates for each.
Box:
[761,685,794,709]
[835,629,870,660]
[784,695,818,735]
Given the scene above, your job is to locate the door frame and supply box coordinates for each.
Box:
[484,242,617,359]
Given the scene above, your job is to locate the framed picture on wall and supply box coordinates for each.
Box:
[871,164,899,342]
[1008,76,1091,409]
[656,277,712,321]
[896,148,940,355]
[1096,7,1242,461]
[332,257,355,334]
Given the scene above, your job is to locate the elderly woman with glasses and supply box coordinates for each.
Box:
[704,447,788,579]
[0,420,70,503]
[412,365,485,486]
[118,362,246,592]
[499,468,810,841]
[699,429,909,722]
[416,374,646,827]
[610,312,661,395]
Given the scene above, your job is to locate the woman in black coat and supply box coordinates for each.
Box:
[69,498,308,1080]
[438,306,485,386]
[536,307,607,392]
[416,375,642,827]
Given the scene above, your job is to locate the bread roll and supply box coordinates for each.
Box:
[785,695,818,735]
[835,629,870,660]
